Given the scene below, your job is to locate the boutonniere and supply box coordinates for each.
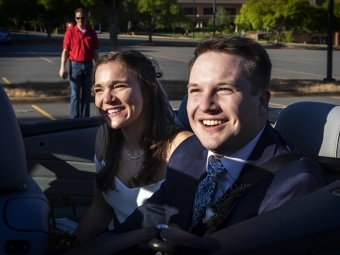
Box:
[202,183,251,235]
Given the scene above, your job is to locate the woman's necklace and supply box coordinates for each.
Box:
[124,144,144,160]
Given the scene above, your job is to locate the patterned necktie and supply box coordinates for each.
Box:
[191,155,227,227]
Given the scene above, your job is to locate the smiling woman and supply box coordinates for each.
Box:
[58,49,193,246]
[93,61,145,131]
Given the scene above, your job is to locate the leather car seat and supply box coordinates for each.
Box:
[274,101,340,158]
[0,87,49,254]
[176,93,192,132]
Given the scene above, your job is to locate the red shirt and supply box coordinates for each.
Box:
[63,25,99,62]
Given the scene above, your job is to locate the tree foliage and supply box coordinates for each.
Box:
[236,0,313,32]
[0,0,40,28]
[0,0,87,38]
[208,6,232,35]
[102,0,124,49]
[125,0,186,42]
[234,0,336,42]
[235,0,270,31]
[164,2,188,37]
[296,5,327,36]
[322,0,340,32]
[80,0,124,49]
[36,0,84,39]
[0,0,194,46]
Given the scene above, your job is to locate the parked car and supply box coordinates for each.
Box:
[1,85,340,254]
[0,27,11,45]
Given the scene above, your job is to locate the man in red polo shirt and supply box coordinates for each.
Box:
[59,8,99,118]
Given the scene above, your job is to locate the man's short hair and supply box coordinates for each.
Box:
[188,35,272,94]
[75,8,86,16]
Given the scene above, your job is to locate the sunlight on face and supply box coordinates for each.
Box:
[93,62,144,132]
[187,51,264,155]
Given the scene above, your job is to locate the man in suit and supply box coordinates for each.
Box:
[106,35,326,252]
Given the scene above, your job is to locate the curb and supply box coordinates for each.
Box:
[11,32,340,50]
[271,91,340,97]
[4,79,340,103]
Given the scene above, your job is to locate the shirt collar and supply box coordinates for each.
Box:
[76,26,86,33]
[207,124,266,181]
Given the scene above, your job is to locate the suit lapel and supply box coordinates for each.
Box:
[167,136,208,230]
[170,124,291,233]
[243,122,289,170]
[200,123,292,234]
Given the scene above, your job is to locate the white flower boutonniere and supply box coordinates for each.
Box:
[203,183,251,235]
[202,207,215,224]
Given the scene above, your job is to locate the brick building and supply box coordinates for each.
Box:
[177,0,245,28]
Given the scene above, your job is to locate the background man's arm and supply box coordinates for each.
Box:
[59,49,68,77]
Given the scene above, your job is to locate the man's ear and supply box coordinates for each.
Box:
[258,88,271,116]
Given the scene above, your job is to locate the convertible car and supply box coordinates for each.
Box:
[1,86,340,255]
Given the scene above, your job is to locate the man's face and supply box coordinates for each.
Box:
[187,51,269,155]
[75,11,86,28]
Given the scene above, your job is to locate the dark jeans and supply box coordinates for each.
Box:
[69,61,93,118]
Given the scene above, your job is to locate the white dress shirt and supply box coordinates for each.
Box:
[208,125,265,203]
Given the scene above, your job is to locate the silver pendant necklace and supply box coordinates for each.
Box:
[124,144,144,160]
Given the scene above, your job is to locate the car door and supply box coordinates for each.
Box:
[20,116,104,222]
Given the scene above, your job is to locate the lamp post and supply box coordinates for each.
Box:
[324,0,335,81]
[193,0,195,38]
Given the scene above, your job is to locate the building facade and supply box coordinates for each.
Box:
[177,0,245,27]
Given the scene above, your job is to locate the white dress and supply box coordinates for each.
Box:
[94,155,165,229]
[54,155,164,234]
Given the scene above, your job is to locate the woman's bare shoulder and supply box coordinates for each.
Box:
[167,130,193,160]
[172,130,194,145]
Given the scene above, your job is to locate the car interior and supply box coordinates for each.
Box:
[0,87,49,254]
[1,84,340,254]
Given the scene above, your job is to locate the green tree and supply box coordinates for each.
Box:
[295,5,327,40]
[127,0,185,42]
[235,0,270,31]
[99,0,123,49]
[208,6,232,35]
[322,0,340,32]
[82,0,123,49]
[0,0,40,29]
[235,0,314,43]
[165,2,188,37]
[37,0,84,39]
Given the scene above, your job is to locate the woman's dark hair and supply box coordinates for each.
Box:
[93,50,180,191]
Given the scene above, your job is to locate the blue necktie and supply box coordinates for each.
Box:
[191,155,227,227]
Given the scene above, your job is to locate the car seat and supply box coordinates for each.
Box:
[0,87,49,254]
[274,101,340,183]
[176,93,192,132]
[274,101,340,158]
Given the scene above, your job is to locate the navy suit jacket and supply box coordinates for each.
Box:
[111,122,325,237]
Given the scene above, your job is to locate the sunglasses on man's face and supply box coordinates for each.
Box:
[76,17,85,20]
